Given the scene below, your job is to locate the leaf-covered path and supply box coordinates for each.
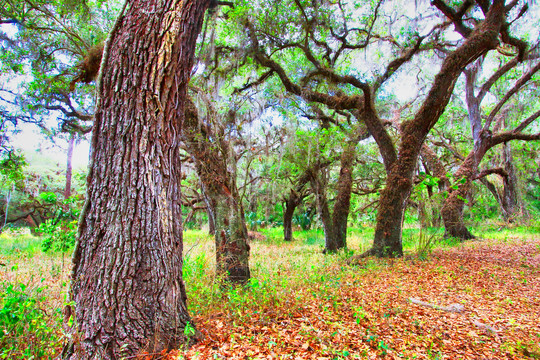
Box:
[179,237,540,359]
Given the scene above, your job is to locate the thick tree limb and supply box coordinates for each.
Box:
[473,167,508,180]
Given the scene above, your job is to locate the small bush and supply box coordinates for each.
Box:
[0,281,63,359]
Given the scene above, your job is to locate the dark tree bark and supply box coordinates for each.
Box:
[369,3,505,256]
[442,52,540,239]
[247,1,515,257]
[183,99,250,283]
[66,0,212,359]
[64,133,75,199]
[283,167,313,241]
[283,191,302,242]
[441,153,478,239]
[309,144,355,253]
[500,142,519,221]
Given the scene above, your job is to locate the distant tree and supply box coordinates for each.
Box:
[442,53,540,239]
[182,96,251,283]
[242,0,527,256]
[0,146,26,231]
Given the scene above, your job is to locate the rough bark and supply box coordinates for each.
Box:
[66,0,211,359]
[309,144,355,253]
[329,145,354,251]
[500,142,519,221]
[183,99,250,283]
[283,191,301,242]
[441,48,540,239]
[247,1,510,257]
[283,168,312,241]
[441,153,477,240]
[369,3,504,256]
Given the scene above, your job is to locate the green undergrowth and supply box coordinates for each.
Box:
[181,224,539,321]
[0,229,42,256]
[0,281,63,359]
[0,224,537,358]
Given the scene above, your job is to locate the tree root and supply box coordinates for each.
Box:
[408,297,465,313]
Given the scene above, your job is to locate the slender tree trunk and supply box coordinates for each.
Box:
[283,192,300,242]
[309,145,354,253]
[283,169,312,241]
[183,99,250,283]
[64,133,75,200]
[501,142,519,221]
[207,204,215,235]
[66,1,211,359]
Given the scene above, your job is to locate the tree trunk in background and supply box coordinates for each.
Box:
[283,168,312,242]
[309,169,334,250]
[309,145,354,253]
[419,144,450,227]
[183,99,250,283]
[283,191,301,242]
[501,142,519,221]
[329,145,354,251]
[64,133,75,200]
[441,153,477,240]
[368,3,503,256]
[66,1,211,359]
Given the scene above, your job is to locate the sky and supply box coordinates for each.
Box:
[1,23,90,169]
[12,124,90,169]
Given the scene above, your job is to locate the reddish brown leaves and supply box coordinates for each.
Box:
[177,237,540,359]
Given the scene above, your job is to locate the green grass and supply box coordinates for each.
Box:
[1,224,539,358]
[0,229,42,255]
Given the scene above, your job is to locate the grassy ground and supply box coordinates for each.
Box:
[1,225,539,359]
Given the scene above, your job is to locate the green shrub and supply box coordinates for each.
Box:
[38,219,77,253]
[37,195,80,253]
[0,281,63,359]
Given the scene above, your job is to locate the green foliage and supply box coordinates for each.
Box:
[36,196,80,252]
[0,150,27,189]
[293,210,314,231]
[38,218,77,252]
[0,281,63,359]
[0,229,42,255]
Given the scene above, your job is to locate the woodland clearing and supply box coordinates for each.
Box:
[1,227,539,359]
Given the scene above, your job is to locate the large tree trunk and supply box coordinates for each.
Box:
[366,3,504,257]
[183,99,250,283]
[66,1,211,359]
[440,153,477,240]
[370,163,412,257]
[329,145,354,251]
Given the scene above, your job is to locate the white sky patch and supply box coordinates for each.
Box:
[12,124,90,169]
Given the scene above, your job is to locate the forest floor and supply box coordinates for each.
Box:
[1,227,539,359]
[177,230,540,360]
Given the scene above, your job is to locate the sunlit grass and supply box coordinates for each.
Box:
[0,228,42,255]
[1,224,539,358]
